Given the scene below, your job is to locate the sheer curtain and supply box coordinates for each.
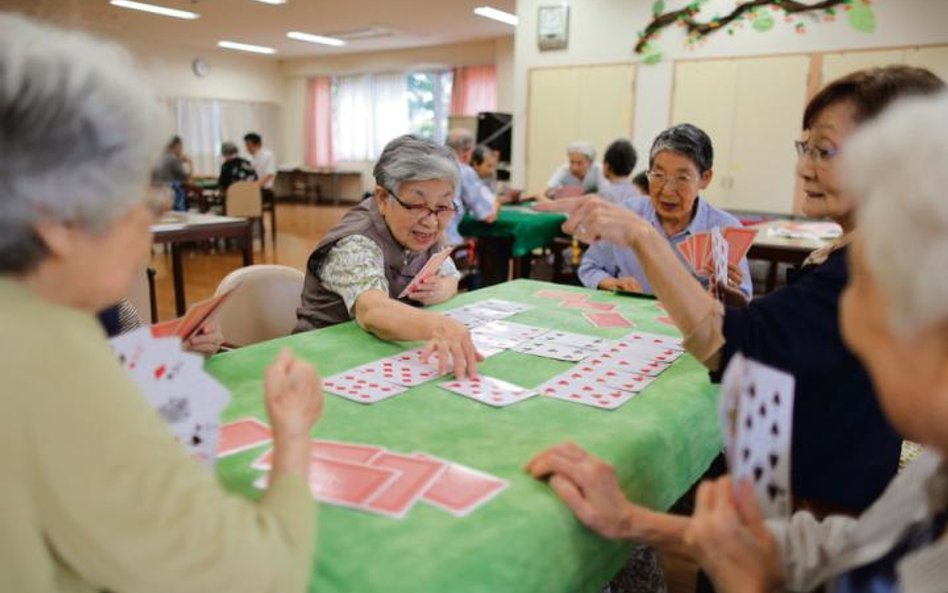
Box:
[450,65,497,116]
[305,77,333,167]
[333,72,409,161]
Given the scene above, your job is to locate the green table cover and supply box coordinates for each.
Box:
[206,279,721,593]
[458,205,568,257]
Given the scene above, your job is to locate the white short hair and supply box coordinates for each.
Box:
[0,13,165,271]
[843,90,948,336]
[566,141,596,161]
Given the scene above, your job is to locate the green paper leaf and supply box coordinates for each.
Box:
[752,10,774,32]
[652,0,665,16]
[643,49,663,65]
[848,4,876,33]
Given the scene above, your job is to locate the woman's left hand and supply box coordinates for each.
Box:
[408,275,458,306]
[184,320,224,356]
[682,477,782,593]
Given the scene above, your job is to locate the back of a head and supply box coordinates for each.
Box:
[221,141,240,157]
[649,123,713,174]
[0,13,164,272]
[471,145,491,167]
[603,140,637,177]
[374,134,461,194]
[446,128,475,154]
[804,65,945,130]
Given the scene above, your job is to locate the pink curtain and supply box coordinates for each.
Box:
[450,65,497,116]
[305,77,333,167]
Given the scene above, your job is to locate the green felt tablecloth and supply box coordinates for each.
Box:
[206,279,721,593]
[458,205,568,257]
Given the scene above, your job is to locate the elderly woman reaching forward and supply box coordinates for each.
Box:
[0,15,322,593]
[294,135,480,378]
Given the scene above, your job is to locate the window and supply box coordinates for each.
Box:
[407,70,453,144]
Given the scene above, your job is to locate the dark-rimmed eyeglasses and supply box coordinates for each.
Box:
[794,140,840,165]
[387,189,458,221]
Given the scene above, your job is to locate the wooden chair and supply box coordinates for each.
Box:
[225,180,264,247]
[213,264,304,347]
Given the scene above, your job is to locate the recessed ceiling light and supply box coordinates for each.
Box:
[217,40,276,55]
[287,31,346,47]
[109,0,199,20]
[253,0,287,4]
[473,6,518,26]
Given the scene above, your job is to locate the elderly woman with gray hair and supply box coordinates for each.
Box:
[540,140,610,200]
[0,15,323,592]
[294,134,481,379]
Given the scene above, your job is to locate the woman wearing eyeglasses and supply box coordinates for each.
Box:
[577,124,753,299]
[536,66,945,518]
[294,135,480,379]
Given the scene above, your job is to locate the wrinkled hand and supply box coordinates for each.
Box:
[683,477,782,593]
[408,274,458,306]
[264,348,324,440]
[599,276,643,293]
[183,320,224,355]
[525,442,635,540]
[421,317,483,379]
[534,196,650,248]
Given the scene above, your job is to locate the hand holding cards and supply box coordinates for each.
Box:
[398,246,454,299]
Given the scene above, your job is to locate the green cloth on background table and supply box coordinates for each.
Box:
[206,279,722,593]
[458,205,568,257]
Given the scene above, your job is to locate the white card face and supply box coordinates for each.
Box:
[474,299,534,315]
[711,226,729,289]
[359,352,446,387]
[439,375,537,407]
[619,330,684,351]
[470,334,507,358]
[538,377,635,410]
[584,353,670,377]
[512,341,591,362]
[442,308,491,329]
[323,371,408,404]
[603,341,684,364]
[725,354,795,518]
[459,304,512,321]
[528,330,611,352]
[472,320,548,345]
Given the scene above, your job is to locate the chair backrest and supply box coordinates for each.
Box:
[226,180,262,218]
[127,266,156,324]
[213,264,304,347]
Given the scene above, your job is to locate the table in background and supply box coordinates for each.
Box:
[151,213,253,316]
[459,205,568,283]
[748,220,833,293]
[206,279,722,593]
[274,167,364,205]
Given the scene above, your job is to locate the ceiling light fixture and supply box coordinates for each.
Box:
[473,6,518,26]
[109,0,199,20]
[252,0,287,4]
[286,31,346,47]
[217,40,277,55]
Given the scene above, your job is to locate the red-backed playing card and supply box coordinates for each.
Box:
[218,418,272,457]
[251,440,385,470]
[417,455,508,517]
[307,457,398,509]
[562,300,616,312]
[366,453,447,518]
[723,227,758,265]
[583,311,634,328]
[398,246,453,299]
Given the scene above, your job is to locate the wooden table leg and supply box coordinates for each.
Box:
[171,243,186,316]
[241,222,254,267]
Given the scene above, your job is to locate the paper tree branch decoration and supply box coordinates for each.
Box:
[637,0,876,63]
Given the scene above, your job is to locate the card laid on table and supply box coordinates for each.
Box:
[583,311,635,328]
[470,333,508,358]
[323,371,409,404]
[539,377,636,410]
[417,455,509,517]
[620,330,684,351]
[473,299,534,315]
[252,439,385,470]
[473,320,548,344]
[359,351,446,387]
[365,453,448,518]
[306,456,400,511]
[218,418,272,457]
[442,307,492,329]
[584,354,671,377]
[398,245,454,299]
[534,289,583,301]
[528,330,611,352]
[721,353,796,518]
[439,375,537,407]
[562,300,616,312]
[511,340,590,362]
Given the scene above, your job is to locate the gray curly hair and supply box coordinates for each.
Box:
[373,134,461,196]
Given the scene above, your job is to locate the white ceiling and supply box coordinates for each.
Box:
[3,0,517,58]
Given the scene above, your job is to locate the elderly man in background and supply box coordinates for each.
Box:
[0,14,323,592]
[540,140,609,200]
[443,128,498,246]
[218,140,258,192]
[294,134,480,379]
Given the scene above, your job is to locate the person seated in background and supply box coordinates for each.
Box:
[539,140,609,200]
[632,171,650,196]
[152,135,192,211]
[294,135,480,379]
[578,124,751,298]
[218,140,258,192]
[443,129,498,246]
[527,89,948,593]
[0,14,322,592]
[471,144,497,188]
[598,139,642,204]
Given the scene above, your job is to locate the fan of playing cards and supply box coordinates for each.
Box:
[109,327,231,468]
[719,353,796,518]
[676,226,757,288]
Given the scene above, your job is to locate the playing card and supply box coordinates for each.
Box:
[398,245,454,299]
[292,456,402,512]
[439,375,537,407]
[562,300,616,312]
[583,311,634,328]
[251,440,385,470]
[473,320,548,344]
[656,316,676,327]
[442,307,492,329]
[602,341,684,363]
[218,418,272,457]
[534,289,583,300]
[470,333,508,358]
[172,283,241,341]
[539,376,636,410]
[365,453,448,518]
[528,330,611,352]
[722,354,796,518]
[557,366,657,393]
[511,340,591,362]
[417,455,509,517]
[358,352,446,387]
[473,299,534,315]
[583,353,671,377]
[693,231,712,273]
[723,226,758,265]
[461,303,516,321]
[555,185,585,199]
[323,370,409,404]
[711,227,729,298]
[620,330,684,351]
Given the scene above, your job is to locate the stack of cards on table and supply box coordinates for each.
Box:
[676,226,757,278]
[250,439,508,518]
[511,329,612,362]
[719,353,795,517]
[537,331,685,410]
[109,327,231,468]
[533,289,635,328]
